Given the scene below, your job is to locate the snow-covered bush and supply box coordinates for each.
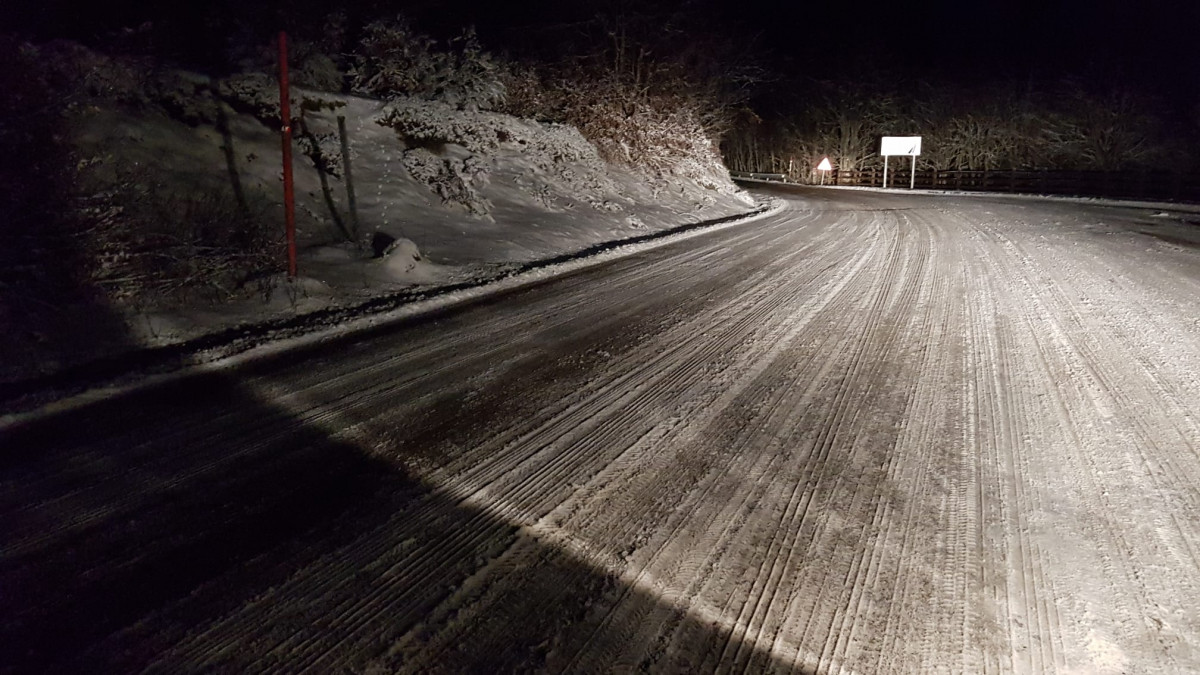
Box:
[294,53,345,92]
[378,98,503,154]
[566,86,732,190]
[401,147,491,216]
[439,29,505,111]
[223,19,347,94]
[29,40,151,104]
[377,97,616,209]
[216,73,280,123]
[25,40,230,127]
[148,70,220,125]
[495,63,557,122]
[350,17,504,110]
[295,126,343,177]
[499,60,733,188]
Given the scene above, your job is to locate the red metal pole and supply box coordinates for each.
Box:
[279,31,297,279]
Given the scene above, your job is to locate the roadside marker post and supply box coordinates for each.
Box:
[338,115,360,244]
[279,31,297,279]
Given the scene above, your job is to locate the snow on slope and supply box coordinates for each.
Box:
[61,64,756,358]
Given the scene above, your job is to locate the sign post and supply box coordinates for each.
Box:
[279,31,297,279]
[880,136,922,190]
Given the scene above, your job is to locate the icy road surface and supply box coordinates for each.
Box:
[4,186,1200,674]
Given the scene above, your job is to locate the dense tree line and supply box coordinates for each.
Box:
[9,1,1197,178]
[723,76,1198,177]
[8,2,761,175]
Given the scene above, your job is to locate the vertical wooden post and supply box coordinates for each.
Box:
[337,115,359,245]
[279,31,297,279]
[883,156,889,188]
[910,156,916,190]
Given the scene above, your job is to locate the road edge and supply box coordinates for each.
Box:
[0,199,786,429]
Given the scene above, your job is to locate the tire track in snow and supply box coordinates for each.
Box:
[977,218,1200,673]
[382,206,883,672]
[11,190,1200,674]
[124,200,854,667]
[742,215,913,675]
[960,222,1067,674]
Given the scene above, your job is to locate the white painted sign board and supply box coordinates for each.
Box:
[880,136,922,188]
[881,136,922,156]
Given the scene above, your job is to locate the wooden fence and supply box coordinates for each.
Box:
[729,171,788,182]
[824,169,1200,202]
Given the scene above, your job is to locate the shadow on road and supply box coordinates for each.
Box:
[0,372,816,673]
[0,37,142,390]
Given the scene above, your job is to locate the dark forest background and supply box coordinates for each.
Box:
[8,0,1200,174]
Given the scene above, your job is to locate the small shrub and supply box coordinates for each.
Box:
[350,17,504,110]
[148,70,221,126]
[76,163,281,309]
[376,97,615,206]
[224,23,347,95]
[32,40,151,105]
[216,72,281,124]
[378,98,500,153]
[401,147,491,215]
[294,53,345,92]
[498,59,730,183]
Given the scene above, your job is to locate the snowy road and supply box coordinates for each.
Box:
[4,186,1200,673]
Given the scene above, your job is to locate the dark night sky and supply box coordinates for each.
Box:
[10,0,1200,100]
[423,0,1196,84]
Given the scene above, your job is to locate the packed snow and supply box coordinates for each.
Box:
[5,186,1200,673]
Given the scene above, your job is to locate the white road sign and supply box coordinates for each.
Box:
[881,136,922,156]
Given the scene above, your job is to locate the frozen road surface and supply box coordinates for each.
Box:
[4,186,1200,673]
